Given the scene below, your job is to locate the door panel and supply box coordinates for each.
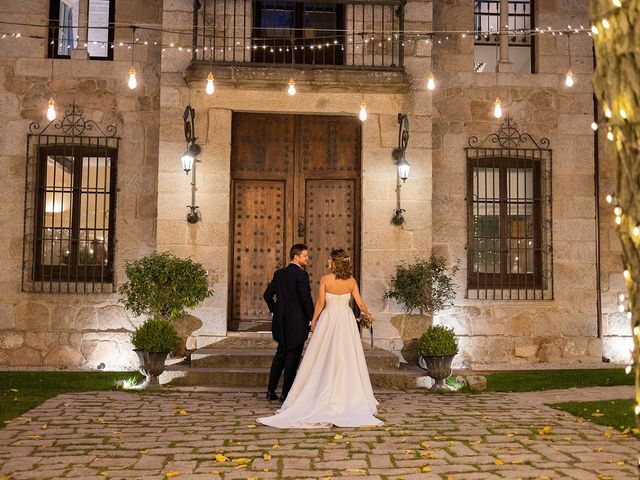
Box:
[229,114,360,332]
[230,181,287,331]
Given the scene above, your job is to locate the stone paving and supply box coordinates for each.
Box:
[0,386,637,480]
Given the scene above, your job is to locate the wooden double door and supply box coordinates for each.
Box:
[229,113,361,332]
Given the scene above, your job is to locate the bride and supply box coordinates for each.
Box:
[257,248,383,428]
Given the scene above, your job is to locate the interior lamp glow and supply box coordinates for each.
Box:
[564,70,574,87]
[426,72,436,91]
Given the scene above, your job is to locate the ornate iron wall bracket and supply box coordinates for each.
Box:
[391,113,410,226]
[182,105,202,223]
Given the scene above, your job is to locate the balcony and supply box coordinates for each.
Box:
[185,0,408,91]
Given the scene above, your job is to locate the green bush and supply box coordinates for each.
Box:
[118,251,214,321]
[131,317,179,353]
[385,256,460,315]
[417,325,458,356]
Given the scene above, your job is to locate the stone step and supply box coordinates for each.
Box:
[163,364,424,390]
[191,347,399,370]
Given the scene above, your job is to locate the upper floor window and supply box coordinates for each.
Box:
[252,0,345,65]
[48,0,115,60]
[474,0,533,73]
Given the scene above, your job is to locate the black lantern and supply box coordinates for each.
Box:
[391,113,411,225]
[182,105,202,223]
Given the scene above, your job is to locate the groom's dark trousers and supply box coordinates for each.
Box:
[263,263,314,399]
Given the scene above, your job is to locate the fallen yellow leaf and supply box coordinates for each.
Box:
[214,453,229,462]
[420,442,431,449]
[165,472,181,478]
[178,410,188,415]
[263,453,272,461]
[345,468,367,473]
[99,472,108,477]
[10,389,18,392]
[41,424,48,430]
[247,424,257,428]
[139,450,147,455]
[433,436,447,440]
[401,449,415,455]
[272,444,281,449]
[591,412,605,417]
[234,464,247,470]
[421,466,432,472]
[333,434,344,440]
[27,435,42,440]
[494,459,504,465]
[616,460,625,465]
[232,457,251,464]
[93,418,106,424]
[511,459,524,464]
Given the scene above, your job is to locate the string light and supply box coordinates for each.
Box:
[358,97,367,122]
[604,104,612,118]
[619,108,627,119]
[614,206,622,216]
[564,69,574,87]
[602,18,610,29]
[493,97,503,119]
[426,72,436,91]
[287,78,296,96]
[615,215,622,225]
[128,27,137,90]
[612,0,622,6]
[46,96,56,121]
[591,24,599,35]
[206,71,215,95]
[591,121,598,131]
[606,194,614,204]
[623,269,631,281]
[633,225,639,237]
[607,127,614,141]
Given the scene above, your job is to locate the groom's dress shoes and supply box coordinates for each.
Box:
[266,390,279,401]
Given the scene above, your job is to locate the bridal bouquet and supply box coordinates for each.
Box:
[358,311,375,329]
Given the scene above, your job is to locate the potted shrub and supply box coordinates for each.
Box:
[416,325,459,391]
[385,255,459,365]
[119,251,214,383]
[130,317,179,387]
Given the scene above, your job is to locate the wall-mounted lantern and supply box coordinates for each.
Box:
[391,113,411,225]
[182,105,202,224]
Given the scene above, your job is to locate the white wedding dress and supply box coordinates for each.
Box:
[257,292,383,428]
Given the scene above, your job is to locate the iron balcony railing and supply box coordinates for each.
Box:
[191,0,405,70]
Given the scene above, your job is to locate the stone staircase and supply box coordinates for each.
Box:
[163,333,425,390]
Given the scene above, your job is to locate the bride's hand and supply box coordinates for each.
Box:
[310,320,316,332]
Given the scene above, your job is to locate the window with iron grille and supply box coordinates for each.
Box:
[474,0,534,73]
[23,103,119,293]
[465,117,553,300]
[48,0,116,60]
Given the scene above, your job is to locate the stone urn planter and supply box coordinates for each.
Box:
[135,349,170,387]
[417,353,456,391]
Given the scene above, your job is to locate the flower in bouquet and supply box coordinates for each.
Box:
[358,311,375,329]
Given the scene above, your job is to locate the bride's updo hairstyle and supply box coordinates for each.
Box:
[330,248,352,280]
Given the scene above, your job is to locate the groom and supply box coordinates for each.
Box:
[263,244,314,402]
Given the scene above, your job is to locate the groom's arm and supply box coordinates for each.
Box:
[263,274,277,314]
[296,270,314,323]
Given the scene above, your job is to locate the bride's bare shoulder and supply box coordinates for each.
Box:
[320,273,335,282]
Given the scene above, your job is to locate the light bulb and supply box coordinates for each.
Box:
[591,24,599,35]
[633,225,639,237]
[606,194,613,204]
[626,365,633,374]
[619,293,626,302]
[618,304,626,313]
[591,121,598,131]
[46,96,56,121]
[206,72,215,95]
[635,404,640,416]
[615,215,622,225]
[359,99,368,122]
[564,70,574,87]
[287,78,296,96]
[128,66,137,89]
[623,269,631,281]
[627,311,633,320]
[607,128,614,141]
[612,0,622,6]
[602,18,610,29]
[493,97,502,119]
[635,325,640,335]
[426,73,436,91]
[614,206,622,216]
[604,105,612,118]
[620,108,627,119]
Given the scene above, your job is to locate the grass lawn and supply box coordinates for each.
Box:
[550,399,639,436]
[481,368,633,392]
[0,371,142,428]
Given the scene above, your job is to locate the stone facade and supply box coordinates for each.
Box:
[0,0,632,369]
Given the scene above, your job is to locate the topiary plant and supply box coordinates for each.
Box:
[131,317,179,353]
[118,251,214,322]
[417,325,458,356]
[385,256,460,315]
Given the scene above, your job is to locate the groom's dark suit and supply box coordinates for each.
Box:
[263,263,314,399]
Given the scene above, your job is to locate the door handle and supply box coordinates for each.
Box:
[298,217,305,237]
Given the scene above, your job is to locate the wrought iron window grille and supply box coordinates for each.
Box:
[23,102,119,293]
[465,117,553,300]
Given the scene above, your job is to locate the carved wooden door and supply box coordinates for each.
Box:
[230,113,361,332]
